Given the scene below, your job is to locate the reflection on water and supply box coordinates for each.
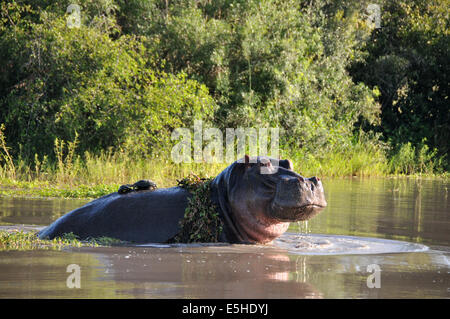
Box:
[292,177,450,246]
[0,197,88,226]
[0,178,448,298]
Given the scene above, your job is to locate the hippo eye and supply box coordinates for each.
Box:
[259,161,270,167]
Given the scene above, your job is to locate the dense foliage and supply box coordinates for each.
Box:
[0,0,216,159]
[349,0,449,173]
[0,0,448,174]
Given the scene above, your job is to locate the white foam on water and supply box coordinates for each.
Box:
[135,243,172,248]
[274,232,429,255]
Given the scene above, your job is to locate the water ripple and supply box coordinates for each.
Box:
[274,233,429,255]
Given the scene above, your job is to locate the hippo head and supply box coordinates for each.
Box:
[211,155,327,243]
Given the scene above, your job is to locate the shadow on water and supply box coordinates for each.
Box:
[0,177,448,298]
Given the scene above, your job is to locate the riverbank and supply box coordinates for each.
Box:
[0,159,448,199]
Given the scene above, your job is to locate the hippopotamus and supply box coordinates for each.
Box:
[38,156,327,244]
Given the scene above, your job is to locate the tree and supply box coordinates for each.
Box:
[349,0,449,165]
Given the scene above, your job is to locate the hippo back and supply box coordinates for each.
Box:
[38,187,190,243]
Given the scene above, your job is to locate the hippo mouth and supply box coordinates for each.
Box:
[299,204,326,209]
[269,175,327,222]
[270,202,326,222]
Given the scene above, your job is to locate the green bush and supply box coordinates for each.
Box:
[389,139,445,175]
[0,2,215,160]
[349,0,449,170]
[0,0,448,177]
[135,0,381,157]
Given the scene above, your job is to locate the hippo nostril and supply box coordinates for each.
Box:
[297,176,304,183]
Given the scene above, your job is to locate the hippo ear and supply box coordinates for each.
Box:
[279,159,294,170]
[244,154,250,170]
[237,154,251,166]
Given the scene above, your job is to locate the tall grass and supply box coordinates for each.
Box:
[0,132,228,197]
[0,132,447,199]
[1,151,227,188]
[389,140,447,175]
[0,124,16,179]
[288,136,389,178]
[1,135,388,187]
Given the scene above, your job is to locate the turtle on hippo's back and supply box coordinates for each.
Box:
[38,155,327,244]
[117,179,157,194]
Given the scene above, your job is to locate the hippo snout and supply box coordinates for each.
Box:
[270,175,327,222]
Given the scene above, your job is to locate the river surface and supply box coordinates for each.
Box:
[0,178,448,298]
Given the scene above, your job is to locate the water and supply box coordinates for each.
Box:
[0,177,448,298]
[275,233,429,255]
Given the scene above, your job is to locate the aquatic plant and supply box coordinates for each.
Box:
[171,174,223,243]
[0,230,84,251]
[0,230,126,251]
